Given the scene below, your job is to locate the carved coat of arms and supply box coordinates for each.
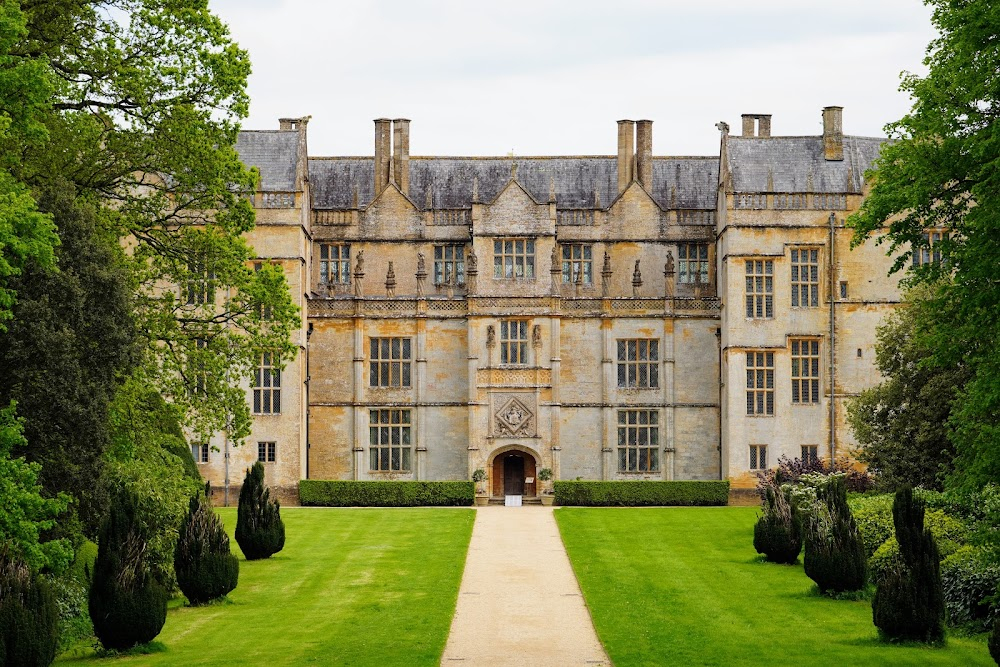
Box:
[494,396,535,437]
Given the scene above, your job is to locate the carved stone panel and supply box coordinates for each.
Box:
[492,393,536,438]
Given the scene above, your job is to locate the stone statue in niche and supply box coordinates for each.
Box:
[532,324,542,348]
[385,261,396,298]
[415,252,427,297]
[353,250,365,297]
[467,248,477,272]
[551,243,559,269]
[486,325,496,349]
[664,250,674,275]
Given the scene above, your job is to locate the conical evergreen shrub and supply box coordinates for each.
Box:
[235,462,285,560]
[0,551,58,667]
[803,474,867,593]
[753,483,801,564]
[88,489,168,650]
[873,486,944,643]
[175,493,239,604]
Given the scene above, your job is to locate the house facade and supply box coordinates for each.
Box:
[195,108,898,502]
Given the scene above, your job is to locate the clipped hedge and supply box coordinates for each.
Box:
[299,481,474,507]
[553,480,729,506]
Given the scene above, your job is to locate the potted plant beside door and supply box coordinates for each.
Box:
[472,468,489,506]
[538,468,555,506]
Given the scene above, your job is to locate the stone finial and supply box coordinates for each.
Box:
[532,324,542,348]
[549,176,556,204]
[594,186,601,209]
[766,168,775,193]
[486,325,496,349]
[415,252,427,297]
[472,175,480,204]
[353,250,365,297]
[632,259,643,296]
[385,261,396,298]
[715,121,730,135]
[511,161,518,180]
[425,185,433,210]
[601,251,613,298]
[352,183,359,209]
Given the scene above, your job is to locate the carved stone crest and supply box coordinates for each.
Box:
[494,395,535,437]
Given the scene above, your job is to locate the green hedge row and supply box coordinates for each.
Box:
[554,480,730,506]
[299,480,474,507]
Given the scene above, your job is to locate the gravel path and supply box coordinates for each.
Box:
[441,506,611,666]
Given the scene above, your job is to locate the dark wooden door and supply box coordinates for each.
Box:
[504,455,525,495]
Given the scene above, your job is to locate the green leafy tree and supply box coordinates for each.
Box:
[0,182,138,536]
[6,0,300,445]
[846,284,971,490]
[0,402,71,575]
[106,376,202,590]
[849,0,1000,491]
[0,0,58,328]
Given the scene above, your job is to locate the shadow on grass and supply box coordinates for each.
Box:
[95,641,167,658]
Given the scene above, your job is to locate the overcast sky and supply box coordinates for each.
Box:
[208,0,937,157]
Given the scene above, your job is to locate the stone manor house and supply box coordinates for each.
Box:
[193,107,900,501]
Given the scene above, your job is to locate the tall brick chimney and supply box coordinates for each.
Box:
[636,119,653,190]
[392,119,410,197]
[741,114,771,137]
[617,120,635,194]
[823,106,844,161]
[374,118,391,194]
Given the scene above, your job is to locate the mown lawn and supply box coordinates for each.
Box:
[556,506,992,667]
[57,507,475,666]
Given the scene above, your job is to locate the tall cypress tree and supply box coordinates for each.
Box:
[175,493,239,604]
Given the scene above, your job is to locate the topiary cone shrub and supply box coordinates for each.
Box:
[873,486,944,643]
[0,550,58,667]
[235,462,285,560]
[175,493,239,605]
[753,482,801,564]
[88,489,168,651]
[802,474,867,593]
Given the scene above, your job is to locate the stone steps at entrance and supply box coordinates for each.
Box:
[487,496,541,506]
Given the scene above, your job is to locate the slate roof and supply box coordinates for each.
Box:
[235,131,299,192]
[725,136,884,194]
[308,156,719,211]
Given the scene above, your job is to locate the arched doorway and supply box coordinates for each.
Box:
[491,449,537,497]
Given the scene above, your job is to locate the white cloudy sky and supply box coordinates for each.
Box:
[208,0,937,157]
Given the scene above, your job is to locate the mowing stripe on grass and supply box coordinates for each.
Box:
[57,508,474,667]
[555,507,991,667]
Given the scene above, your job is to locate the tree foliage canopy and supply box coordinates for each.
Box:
[850,0,1000,490]
[846,285,972,490]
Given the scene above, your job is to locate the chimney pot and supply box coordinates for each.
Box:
[636,120,653,190]
[740,114,772,137]
[392,119,411,197]
[617,120,635,194]
[374,118,391,194]
[823,106,844,161]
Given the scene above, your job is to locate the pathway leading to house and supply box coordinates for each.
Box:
[441,506,611,666]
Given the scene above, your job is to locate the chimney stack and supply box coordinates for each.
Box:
[822,106,844,161]
[374,118,391,194]
[740,114,772,137]
[392,119,411,197]
[636,120,653,190]
[617,120,635,194]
